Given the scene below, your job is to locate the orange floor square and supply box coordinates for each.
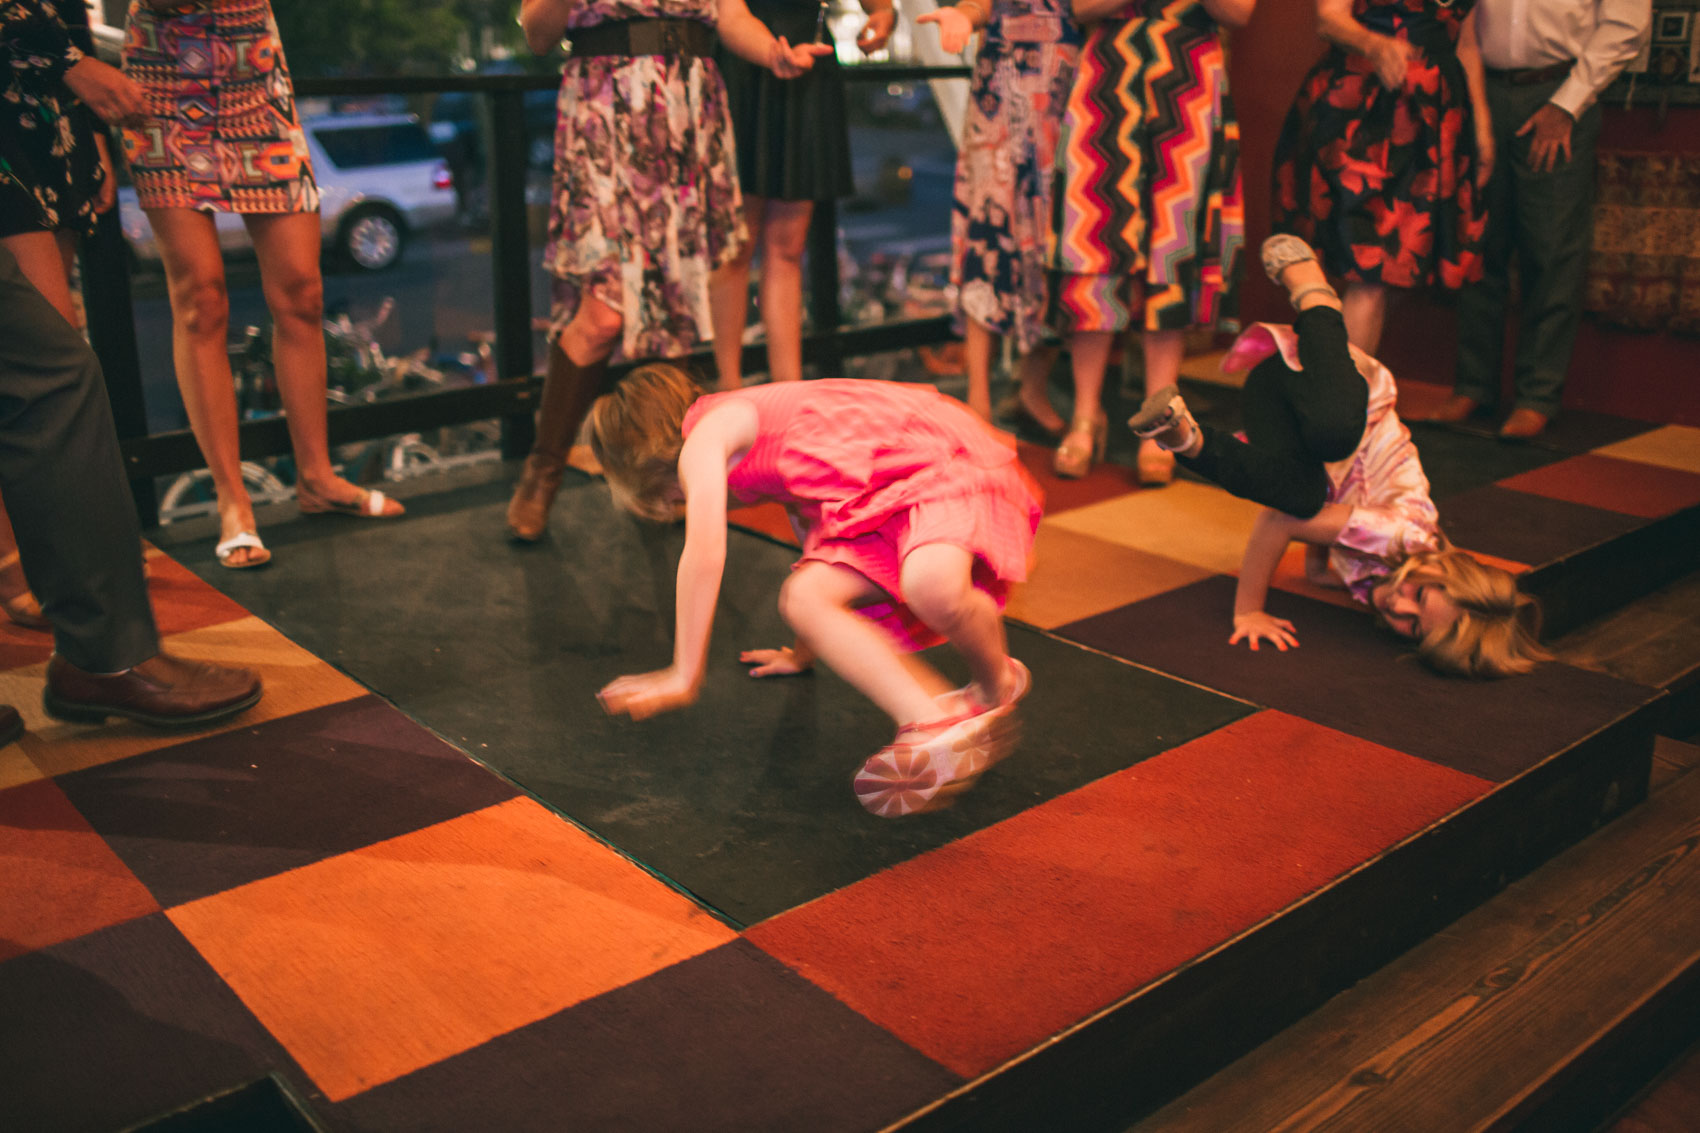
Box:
[1593,425,1700,475]
[9,616,367,778]
[168,796,738,1101]
[0,779,160,960]
[1044,480,1266,576]
[1498,453,1700,520]
[1007,525,1211,629]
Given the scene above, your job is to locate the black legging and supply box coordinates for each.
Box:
[1178,306,1370,519]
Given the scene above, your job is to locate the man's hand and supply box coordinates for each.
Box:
[1517,102,1573,173]
[62,57,146,127]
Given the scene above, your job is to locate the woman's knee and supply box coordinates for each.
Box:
[777,566,834,629]
[266,270,324,328]
[173,275,230,339]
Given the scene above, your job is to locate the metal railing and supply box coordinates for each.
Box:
[86,66,970,526]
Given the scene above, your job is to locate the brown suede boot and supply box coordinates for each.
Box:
[507,452,568,542]
[506,348,610,542]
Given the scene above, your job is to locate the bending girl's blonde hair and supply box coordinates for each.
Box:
[587,363,704,522]
[1385,548,1547,678]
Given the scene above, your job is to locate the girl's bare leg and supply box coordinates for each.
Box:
[708,195,765,390]
[779,561,942,728]
[1342,282,1388,354]
[150,209,263,562]
[899,542,1014,706]
[758,198,813,383]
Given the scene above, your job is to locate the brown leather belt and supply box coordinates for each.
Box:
[567,19,715,59]
[1486,61,1572,86]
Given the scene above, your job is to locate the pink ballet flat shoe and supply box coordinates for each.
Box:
[856,659,1032,818]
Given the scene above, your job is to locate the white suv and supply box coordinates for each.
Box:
[120,112,457,272]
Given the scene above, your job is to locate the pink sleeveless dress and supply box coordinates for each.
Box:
[684,380,1043,649]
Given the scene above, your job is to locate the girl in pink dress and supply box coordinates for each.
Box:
[590,366,1043,817]
[1130,236,1544,678]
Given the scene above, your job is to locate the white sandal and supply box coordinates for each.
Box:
[214,530,271,570]
[1127,385,1200,454]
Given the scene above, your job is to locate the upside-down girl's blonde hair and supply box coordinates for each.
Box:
[587,363,704,522]
[1382,547,1548,678]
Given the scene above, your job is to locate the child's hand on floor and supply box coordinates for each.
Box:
[598,668,699,720]
[1230,610,1299,652]
[740,646,812,677]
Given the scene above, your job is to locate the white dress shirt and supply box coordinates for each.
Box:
[1474,0,1652,117]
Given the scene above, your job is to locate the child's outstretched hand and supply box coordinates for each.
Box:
[769,36,834,78]
[1230,610,1299,652]
[916,8,974,54]
[598,668,699,720]
[740,646,812,678]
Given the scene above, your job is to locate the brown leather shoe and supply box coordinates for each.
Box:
[44,653,262,729]
[1425,394,1482,424]
[1498,408,1551,441]
[0,704,21,747]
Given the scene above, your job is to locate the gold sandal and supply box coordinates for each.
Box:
[1052,414,1106,479]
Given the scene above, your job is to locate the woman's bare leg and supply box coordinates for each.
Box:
[962,319,996,420]
[2,231,78,326]
[758,198,813,383]
[708,195,765,390]
[1341,282,1388,354]
[150,209,264,562]
[247,211,401,515]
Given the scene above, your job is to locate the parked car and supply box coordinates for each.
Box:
[120,113,457,272]
[427,76,560,172]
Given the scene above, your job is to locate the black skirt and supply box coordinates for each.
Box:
[716,0,855,201]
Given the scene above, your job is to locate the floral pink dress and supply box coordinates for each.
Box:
[543,0,743,362]
[1223,323,1440,603]
[684,380,1044,648]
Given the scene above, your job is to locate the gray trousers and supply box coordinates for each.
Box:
[0,244,158,672]
[1455,75,1601,415]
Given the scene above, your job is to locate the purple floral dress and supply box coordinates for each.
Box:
[543,0,744,362]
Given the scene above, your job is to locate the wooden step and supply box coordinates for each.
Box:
[1129,744,1700,1133]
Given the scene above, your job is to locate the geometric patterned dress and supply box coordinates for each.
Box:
[119,0,319,214]
[1048,0,1243,333]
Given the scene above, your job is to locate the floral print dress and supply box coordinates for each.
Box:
[543,0,744,362]
[0,0,105,237]
[949,0,1082,352]
[1272,0,1487,290]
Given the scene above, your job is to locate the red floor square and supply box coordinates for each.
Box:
[745,711,1491,1079]
[0,779,160,959]
[1497,453,1700,520]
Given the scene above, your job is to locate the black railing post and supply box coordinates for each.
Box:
[81,204,159,527]
[806,198,843,378]
[487,82,538,458]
